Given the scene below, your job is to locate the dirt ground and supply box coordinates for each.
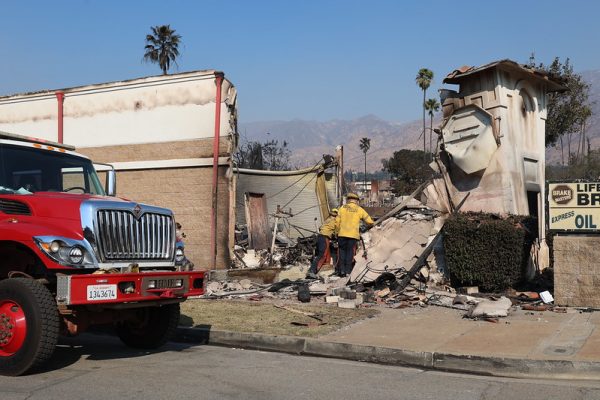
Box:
[180,298,380,337]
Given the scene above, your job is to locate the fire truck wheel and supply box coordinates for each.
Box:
[0,278,60,376]
[116,303,180,349]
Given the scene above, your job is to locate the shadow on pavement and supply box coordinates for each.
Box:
[34,330,202,375]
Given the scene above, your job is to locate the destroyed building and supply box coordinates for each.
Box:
[436,60,565,269]
[235,162,340,241]
[350,60,565,285]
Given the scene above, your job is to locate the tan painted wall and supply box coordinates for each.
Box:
[554,235,600,307]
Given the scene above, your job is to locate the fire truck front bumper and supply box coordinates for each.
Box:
[56,270,206,306]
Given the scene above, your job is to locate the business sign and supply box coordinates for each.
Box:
[547,181,600,232]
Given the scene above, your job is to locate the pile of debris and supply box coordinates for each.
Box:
[233,226,315,269]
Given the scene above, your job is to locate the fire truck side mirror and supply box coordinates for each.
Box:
[106,170,117,196]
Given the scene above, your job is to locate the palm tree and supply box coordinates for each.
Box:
[415,68,434,158]
[143,25,182,75]
[425,98,440,155]
[359,137,371,199]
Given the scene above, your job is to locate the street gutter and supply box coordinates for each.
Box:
[174,326,600,380]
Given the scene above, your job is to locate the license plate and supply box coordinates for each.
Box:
[87,284,117,301]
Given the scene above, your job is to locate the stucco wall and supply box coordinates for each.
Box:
[553,235,600,307]
[441,67,547,217]
[0,71,237,147]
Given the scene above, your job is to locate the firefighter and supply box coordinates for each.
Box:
[306,208,339,279]
[335,193,374,277]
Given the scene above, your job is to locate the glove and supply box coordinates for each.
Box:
[359,225,367,233]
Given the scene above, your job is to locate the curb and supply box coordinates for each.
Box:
[174,327,600,380]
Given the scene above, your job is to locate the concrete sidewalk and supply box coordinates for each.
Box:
[175,305,600,380]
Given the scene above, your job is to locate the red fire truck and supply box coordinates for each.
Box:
[0,131,205,375]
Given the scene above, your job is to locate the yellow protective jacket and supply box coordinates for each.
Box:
[318,216,338,238]
[335,202,374,240]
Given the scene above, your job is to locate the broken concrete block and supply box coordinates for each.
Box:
[453,295,469,305]
[225,281,243,291]
[206,281,223,295]
[338,298,357,309]
[325,295,340,304]
[239,279,253,290]
[309,283,329,293]
[468,296,512,318]
[458,286,479,295]
[376,287,390,298]
[355,292,365,305]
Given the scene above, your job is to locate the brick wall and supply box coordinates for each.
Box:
[80,138,232,162]
[554,235,600,307]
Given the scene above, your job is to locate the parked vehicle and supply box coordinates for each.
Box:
[0,131,205,375]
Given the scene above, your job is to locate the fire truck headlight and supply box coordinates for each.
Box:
[50,241,61,253]
[67,247,84,264]
[175,247,185,263]
[34,236,98,268]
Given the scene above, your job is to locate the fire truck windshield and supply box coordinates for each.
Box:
[0,143,105,195]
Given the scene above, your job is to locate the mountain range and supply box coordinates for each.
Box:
[239,69,600,172]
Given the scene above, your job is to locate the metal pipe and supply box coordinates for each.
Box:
[210,74,224,270]
[55,91,65,143]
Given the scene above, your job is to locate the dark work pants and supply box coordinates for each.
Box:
[338,237,357,276]
[309,235,330,274]
[330,240,339,273]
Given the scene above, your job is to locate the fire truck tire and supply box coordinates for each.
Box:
[116,303,180,349]
[0,278,60,376]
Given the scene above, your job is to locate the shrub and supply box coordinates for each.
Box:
[443,212,537,292]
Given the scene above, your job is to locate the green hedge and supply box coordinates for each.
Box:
[443,212,537,292]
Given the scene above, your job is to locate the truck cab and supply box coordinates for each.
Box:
[0,131,205,375]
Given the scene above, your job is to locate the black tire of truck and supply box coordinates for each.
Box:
[0,278,60,376]
[115,303,180,349]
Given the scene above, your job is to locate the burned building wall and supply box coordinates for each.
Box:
[235,167,339,239]
[439,61,564,270]
[440,61,557,218]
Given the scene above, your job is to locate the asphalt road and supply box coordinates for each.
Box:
[2,334,600,400]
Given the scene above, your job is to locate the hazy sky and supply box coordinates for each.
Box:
[2,0,599,123]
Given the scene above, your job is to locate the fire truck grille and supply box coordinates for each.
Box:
[96,210,174,261]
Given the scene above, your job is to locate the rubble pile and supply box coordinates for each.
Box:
[221,190,559,323]
[349,205,449,291]
[233,226,315,269]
